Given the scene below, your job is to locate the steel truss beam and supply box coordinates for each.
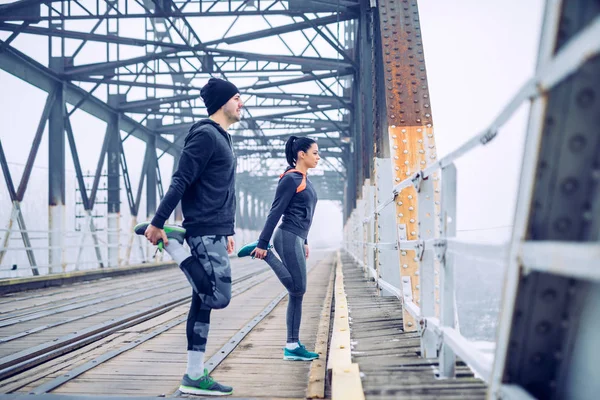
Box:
[0,46,180,156]
[0,1,358,21]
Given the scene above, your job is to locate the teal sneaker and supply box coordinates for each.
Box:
[237,240,271,258]
[283,342,319,361]
[134,221,186,251]
[179,369,233,396]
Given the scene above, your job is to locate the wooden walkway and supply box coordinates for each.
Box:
[0,251,336,399]
[1,250,492,399]
[340,252,487,400]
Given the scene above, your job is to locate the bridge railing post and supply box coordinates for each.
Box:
[438,164,458,378]
[357,197,365,271]
[416,171,437,358]
[364,181,376,280]
[375,158,401,296]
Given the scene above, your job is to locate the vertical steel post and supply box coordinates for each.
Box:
[172,153,183,224]
[438,164,457,377]
[48,66,66,274]
[374,0,439,332]
[106,95,121,267]
[417,173,436,358]
[375,158,401,296]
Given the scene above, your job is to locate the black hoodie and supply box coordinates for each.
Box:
[151,119,236,237]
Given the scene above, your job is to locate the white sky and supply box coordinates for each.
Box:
[0,1,544,267]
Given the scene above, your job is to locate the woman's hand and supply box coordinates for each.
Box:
[251,247,268,260]
[304,245,309,259]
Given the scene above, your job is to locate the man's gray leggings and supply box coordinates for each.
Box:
[264,228,307,343]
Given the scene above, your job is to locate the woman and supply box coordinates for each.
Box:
[238,135,320,361]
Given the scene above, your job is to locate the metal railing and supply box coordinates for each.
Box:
[343,8,600,397]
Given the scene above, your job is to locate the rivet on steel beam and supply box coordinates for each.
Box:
[409,206,414,211]
[404,161,409,165]
[395,167,400,171]
[397,201,403,205]
[417,139,423,143]
[395,178,401,181]
[408,195,413,199]
[393,145,398,150]
[401,251,407,256]
[419,150,425,154]
[402,129,407,133]
[413,256,419,261]
[410,219,415,223]
[403,150,408,154]
[406,172,411,176]
[394,156,399,160]
[402,139,407,143]
[398,213,404,217]
[428,134,433,138]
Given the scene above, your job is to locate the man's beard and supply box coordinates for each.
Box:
[225,108,241,123]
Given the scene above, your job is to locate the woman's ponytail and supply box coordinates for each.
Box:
[285,135,298,167]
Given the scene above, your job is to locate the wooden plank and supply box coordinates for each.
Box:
[341,252,487,399]
[327,252,352,371]
[332,364,365,400]
[306,261,335,399]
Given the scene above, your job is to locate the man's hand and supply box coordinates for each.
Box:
[226,236,235,254]
[251,247,268,260]
[145,224,168,246]
[304,244,310,259]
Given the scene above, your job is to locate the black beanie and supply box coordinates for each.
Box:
[200,77,240,116]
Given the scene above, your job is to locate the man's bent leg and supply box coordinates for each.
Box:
[188,235,232,310]
[133,222,213,296]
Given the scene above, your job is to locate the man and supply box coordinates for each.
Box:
[137,77,242,396]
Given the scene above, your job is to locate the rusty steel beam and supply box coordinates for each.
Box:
[376,0,439,332]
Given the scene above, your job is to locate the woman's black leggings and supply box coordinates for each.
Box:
[264,228,307,343]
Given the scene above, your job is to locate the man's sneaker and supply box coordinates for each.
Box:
[134,221,186,247]
[179,369,233,396]
[283,342,319,361]
[237,240,271,258]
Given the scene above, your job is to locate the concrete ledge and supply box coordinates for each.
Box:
[328,251,365,400]
[0,262,177,295]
